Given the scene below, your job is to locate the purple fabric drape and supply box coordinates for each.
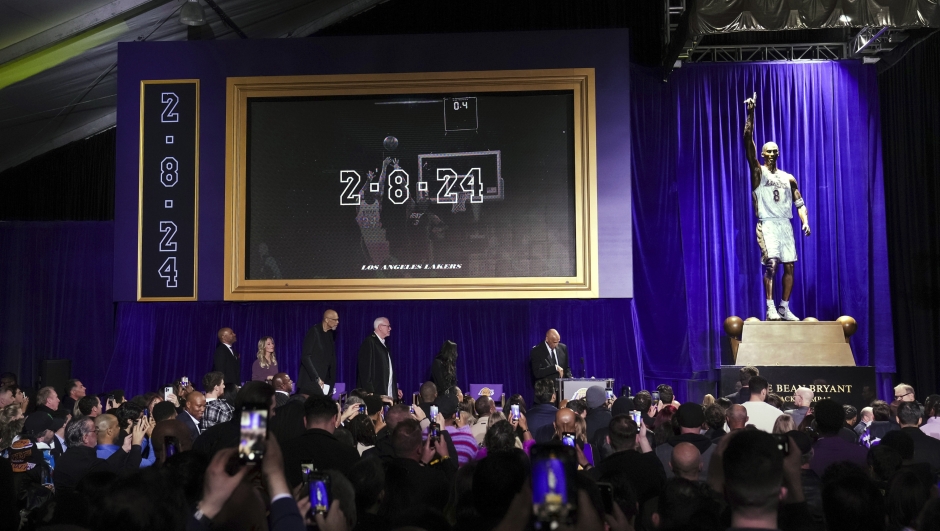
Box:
[630,60,894,377]
[0,222,115,391]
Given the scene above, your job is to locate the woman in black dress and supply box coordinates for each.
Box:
[431,340,458,395]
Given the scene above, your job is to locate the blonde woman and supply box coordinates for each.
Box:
[772,413,796,434]
[251,336,279,382]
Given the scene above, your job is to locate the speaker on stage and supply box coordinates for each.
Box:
[40,359,71,395]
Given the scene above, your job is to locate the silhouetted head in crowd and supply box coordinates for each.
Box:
[704,404,726,431]
[77,395,101,417]
[653,477,717,531]
[184,392,206,422]
[896,401,924,427]
[203,371,225,398]
[634,391,652,415]
[65,416,96,448]
[348,413,376,447]
[765,393,785,411]
[390,419,423,461]
[152,401,177,422]
[871,400,892,421]
[670,442,702,481]
[567,398,588,417]
[472,450,529,528]
[843,404,858,426]
[867,444,902,484]
[821,463,886,531]
[924,394,940,419]
[534,378,556,405]
[419,381,438,404]
[812,399,844,436]
[553,407,577,438]
[383,403,411,431]
[726,404,749,431]
[657,384,675,405]
[95,414,122,446]
[506,394,527,414]
[747,376,769,401]
[722,430,785,525]
[739,366,759,386]
[893,383,915,403]
[303,394,338,432]
[319,470,358,530]
[607,415,639,452]
[483,420,517,453]
[347,456,385,515]
[886,467,933,531]
[37,386,60,411]
[475,395,495,417]
[0,372,16,388]
[88,467,188,531]
[916,499,940,531]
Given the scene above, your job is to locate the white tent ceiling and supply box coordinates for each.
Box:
[0,0,386,172]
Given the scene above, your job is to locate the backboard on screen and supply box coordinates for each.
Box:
[224,69,598,300]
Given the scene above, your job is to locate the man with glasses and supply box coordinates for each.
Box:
[300,309,340,396]
[893,383,915,403]
[357,317,403,400]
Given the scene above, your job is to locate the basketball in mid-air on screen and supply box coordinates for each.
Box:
[383,135,399,151]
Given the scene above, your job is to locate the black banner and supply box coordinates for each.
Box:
[138,81,198,300]
[720,365,877,410]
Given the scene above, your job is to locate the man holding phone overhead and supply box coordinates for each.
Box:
[280,395,360,488]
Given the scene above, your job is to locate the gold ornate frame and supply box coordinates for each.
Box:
[224,69,598,300]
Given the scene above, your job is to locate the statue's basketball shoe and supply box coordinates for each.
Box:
[779,307,800,321]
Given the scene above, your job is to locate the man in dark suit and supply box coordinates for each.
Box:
[530,328,572,382]
[527,378,560,443]
[357,317,402,400]
[897,401,940,474]
[271,373,292,408]
[178,391,206,441]
[385,418,457,514]
[213,327,241,387]
[281,395,361,488]
[299,309,339,395]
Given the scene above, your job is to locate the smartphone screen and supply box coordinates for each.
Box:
[597,481,614,515]
[238,408,268,463]
[358,404,367,415]
[531,444,577,528]
[181,376,189,387]
[561,433,576,448]
[301,462,315,484]
[164,436,180,458]
[429,422,441,442]
[511,404,520,421]
[430,405,439,419]
[773,434,790,455]
[164,387,172,400]
[382,404,390,417]
[651,391,660,402]
[308,472,331,517]
[605,389,615,400]
[631,410,642,425]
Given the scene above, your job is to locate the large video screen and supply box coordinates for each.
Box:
[225,70,598,300]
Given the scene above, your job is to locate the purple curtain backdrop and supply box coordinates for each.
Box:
[0,222,115,391]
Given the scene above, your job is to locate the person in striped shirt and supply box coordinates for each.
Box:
[436,394,477,466]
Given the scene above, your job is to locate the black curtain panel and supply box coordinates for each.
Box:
[878,31,940,397]
[0,128,115,221]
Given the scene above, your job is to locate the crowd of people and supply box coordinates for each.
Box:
[1,335,939,531]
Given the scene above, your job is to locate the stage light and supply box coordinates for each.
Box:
[180,0,207,26]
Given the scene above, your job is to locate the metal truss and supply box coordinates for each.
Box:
[687,43,848,63]
[664,0,686,45]
[851,27,909,58]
